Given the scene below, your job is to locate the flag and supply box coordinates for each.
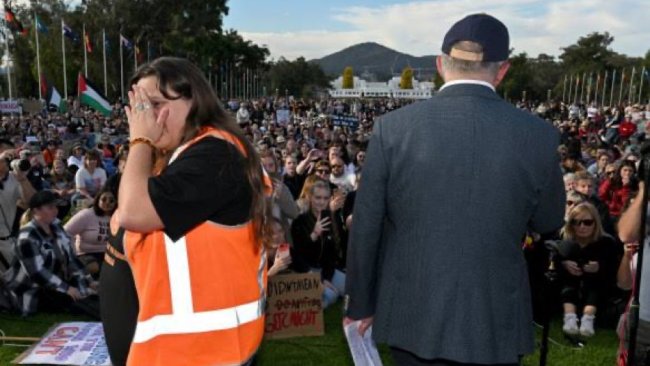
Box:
[5,7,24,33]
[41,74,66,112]
[62,22,79,42]
[35,14,47,33]
[120,34,132,50]
[78,73,112,116]
[135,45,144,63]
[84,32,93,53]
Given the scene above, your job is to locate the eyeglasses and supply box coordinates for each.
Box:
[100,197,115,203]
[570,219,595,227]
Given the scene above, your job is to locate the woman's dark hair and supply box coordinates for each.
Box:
[92,189,116,216]
[129,57,272,248]
[612,159,639,190]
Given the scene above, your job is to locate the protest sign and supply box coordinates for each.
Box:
[22,100,43,114]
[14,322,111,366]
[330,115,359,130]
[264,272,324,339]
[276,109,291,126]
[0,100,22,114]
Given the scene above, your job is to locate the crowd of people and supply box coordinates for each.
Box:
[0,67,648,362]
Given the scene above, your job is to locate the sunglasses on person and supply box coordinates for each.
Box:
[606,171,615,176]
[570,219,595,227]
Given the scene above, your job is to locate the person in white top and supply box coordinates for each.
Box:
[67,144,85,170]
[74,150,107,201]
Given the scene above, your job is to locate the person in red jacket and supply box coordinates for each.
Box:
[598,160,638,220]
[618,116,637,140]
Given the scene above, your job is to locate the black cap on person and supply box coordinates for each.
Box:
[442,13,510,62]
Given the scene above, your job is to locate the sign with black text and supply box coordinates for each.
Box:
[264,272,324,339]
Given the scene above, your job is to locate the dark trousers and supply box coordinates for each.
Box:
[390,347,520,366]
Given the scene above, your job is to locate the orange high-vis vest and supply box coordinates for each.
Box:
[125,127,268,366]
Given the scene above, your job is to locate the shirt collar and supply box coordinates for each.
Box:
[439,79,496,92]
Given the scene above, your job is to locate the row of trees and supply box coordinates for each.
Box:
[335,32,649,105]
[4,0,270,101]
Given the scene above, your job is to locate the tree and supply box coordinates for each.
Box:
[497,52,531,101]
[267,57,329,98]
[559,32,615,75]
[342,66,353,89]
[399,66,413,89]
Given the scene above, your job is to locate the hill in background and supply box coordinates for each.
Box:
[310,42,437,82]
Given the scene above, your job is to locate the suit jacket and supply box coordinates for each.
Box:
[345,83,565,364]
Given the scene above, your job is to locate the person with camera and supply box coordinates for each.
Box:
[0,152,36,273]
[557,202,621,337]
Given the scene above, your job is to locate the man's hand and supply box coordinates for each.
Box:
[343,316,374,337]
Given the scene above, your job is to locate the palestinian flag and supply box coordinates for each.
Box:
[78,73,112,116]
[40,74,66,112]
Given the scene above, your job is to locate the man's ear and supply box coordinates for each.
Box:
[493,61,510,87]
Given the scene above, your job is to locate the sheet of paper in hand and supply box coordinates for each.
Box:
[344,321,383,366]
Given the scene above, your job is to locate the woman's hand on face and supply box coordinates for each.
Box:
[124,85,169,143]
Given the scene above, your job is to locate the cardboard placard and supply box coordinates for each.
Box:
[14,322,111,365]
[264,272,324,339]
[22,100,44,114]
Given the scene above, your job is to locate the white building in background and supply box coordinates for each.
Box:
[329,76,435,99]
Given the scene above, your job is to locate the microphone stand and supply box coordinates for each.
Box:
[628,148,650,366]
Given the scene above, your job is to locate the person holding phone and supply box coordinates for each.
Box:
[291,180,346,308]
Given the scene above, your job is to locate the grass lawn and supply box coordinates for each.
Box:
[0,305,619,365]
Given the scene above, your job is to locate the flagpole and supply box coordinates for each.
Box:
[619,69,625,105]
[83,24,88,77]
[34,13,42,99]
[610,70,616,107]
[562,75,567,103]
[629,66,636,103]
[102,29,107,96]
[120,34,124,101]
[594,71,600,104]
[601,70,608,107]
[567,75,573,104]
[579,72,586,103]
[586,72,593,103]
[639,67,646,104]
[61,19,67,99]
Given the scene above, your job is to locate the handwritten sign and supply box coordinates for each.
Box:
[264,272,324,339]
[15,322,111,365]
[276,109,291,126]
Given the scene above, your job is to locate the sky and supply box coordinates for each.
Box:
[223,0,650,61]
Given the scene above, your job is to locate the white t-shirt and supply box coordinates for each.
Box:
[67,155,84,169]
[64,208,110,255]
[75,167,107,197]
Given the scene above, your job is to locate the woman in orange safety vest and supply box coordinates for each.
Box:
[118,57,272,366]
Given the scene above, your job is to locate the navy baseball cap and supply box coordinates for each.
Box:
[442,13,509,62]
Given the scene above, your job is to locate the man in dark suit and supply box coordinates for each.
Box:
[344,14,565,365]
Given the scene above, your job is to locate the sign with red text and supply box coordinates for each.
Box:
[264,272,324,339]
[14,322,111,365]
[0,100,22,114]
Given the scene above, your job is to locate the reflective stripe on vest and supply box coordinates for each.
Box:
[132,235,265,343]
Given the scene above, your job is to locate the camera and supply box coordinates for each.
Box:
[11,159,31,172]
